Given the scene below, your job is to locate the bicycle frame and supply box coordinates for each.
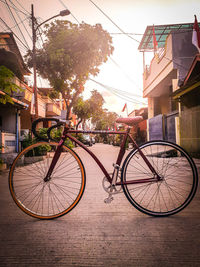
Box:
[45,125,160,185]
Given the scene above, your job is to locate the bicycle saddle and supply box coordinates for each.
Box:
[116,116,143,126]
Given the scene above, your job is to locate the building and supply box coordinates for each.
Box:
[138,22,200,154]
[173,54,200,155]
[0,32,30,155]
[0,91,28,154]
[0,32,65,163]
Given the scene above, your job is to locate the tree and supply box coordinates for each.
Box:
[73,89,104,129]
[73,89,105,129]
[26,20,114,119]
[89,89,105,124]
[95,110,118,144]
[95,110,118,130]
[0,65,20,104]
[73,96,91,129]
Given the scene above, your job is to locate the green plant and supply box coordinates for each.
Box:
[22,131,51,157]
[21,127,76,154]
[21,134,34,149]
[0,65,22,104]
[63,139,73,149]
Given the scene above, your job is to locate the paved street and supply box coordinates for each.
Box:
[0,143,200,267]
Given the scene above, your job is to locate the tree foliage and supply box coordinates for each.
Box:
[95,110,118,130]
[26,20,114,119]
[0,65,20,104]
[73,96,91,129]
[73,89,104,129]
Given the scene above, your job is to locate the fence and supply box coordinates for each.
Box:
[148,112,178,143]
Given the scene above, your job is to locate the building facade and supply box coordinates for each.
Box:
[139,22,200,154]
[0,32,65,162]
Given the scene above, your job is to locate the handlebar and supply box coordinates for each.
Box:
[32,117,64,141]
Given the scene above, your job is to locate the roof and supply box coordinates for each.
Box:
[138,22,199,52]
[183,54,200,85]
[0,32,30,75]
[0,90,29,109]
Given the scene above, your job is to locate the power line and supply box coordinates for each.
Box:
[4,0,30,49]
[9,0,32,41]
[8,17,29,30]
[12,0,30,15]
[0,17,29,50]
[0,0,28,16]
[109,56,142,90]
[163,55,191,71]
[58,0,80,24]
[110,32,143,36]
[36,27,45,49]
[88,0,140,43]
[108,87,146,105]
[89,78,144,99]
[89,78,147,105]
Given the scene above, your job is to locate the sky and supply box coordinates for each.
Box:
[0,0,200,115]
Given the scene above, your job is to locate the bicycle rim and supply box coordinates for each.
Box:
[121,140,198,216]
[9,142,86,219]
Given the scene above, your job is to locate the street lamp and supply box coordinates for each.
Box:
[31,4,70,118]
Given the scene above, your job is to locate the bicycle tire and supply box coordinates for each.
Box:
[9,142,86,219]
[121,140,198,217]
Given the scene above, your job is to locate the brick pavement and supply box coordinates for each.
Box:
[0,143,200,266]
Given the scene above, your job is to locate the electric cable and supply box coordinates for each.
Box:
[0,17,29,50]
[4,0,30,49]
[163,55,193,71]
[58,0,80,24]
[8,17,29,30]
[110,32,143,36]
[9,0,32,41]
[88,0,140,43]
[110,56,142,90]
[0,0,28,16]
[12,0,30,15]
[89,78,147,105]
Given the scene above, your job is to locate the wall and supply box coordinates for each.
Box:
[143,35,174,97]
[0,105,16,133]
[0,132,16,153]
[180,106,200,155]
[172,31,197,86]
[148,114,164,140]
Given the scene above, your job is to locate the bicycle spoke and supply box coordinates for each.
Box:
[10,142,85,219]
[122,141,198,216]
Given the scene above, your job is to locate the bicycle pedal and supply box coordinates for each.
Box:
[104,196,114,204]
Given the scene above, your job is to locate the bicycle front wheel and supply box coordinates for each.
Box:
[121,140,198,217]
[9,142,86,219]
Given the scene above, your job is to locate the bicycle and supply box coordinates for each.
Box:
[9,117,198,219]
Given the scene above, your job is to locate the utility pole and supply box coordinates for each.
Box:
[30,5,70,119]
[31,4,38,118]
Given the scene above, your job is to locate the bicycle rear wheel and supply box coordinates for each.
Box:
[9,142,86,219]
[121,140,198,217]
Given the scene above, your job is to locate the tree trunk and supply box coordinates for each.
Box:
[76,118,83,130]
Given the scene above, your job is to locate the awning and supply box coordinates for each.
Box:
[173,81,200,99]
[0,90,29,109]
[138,22,198,52]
